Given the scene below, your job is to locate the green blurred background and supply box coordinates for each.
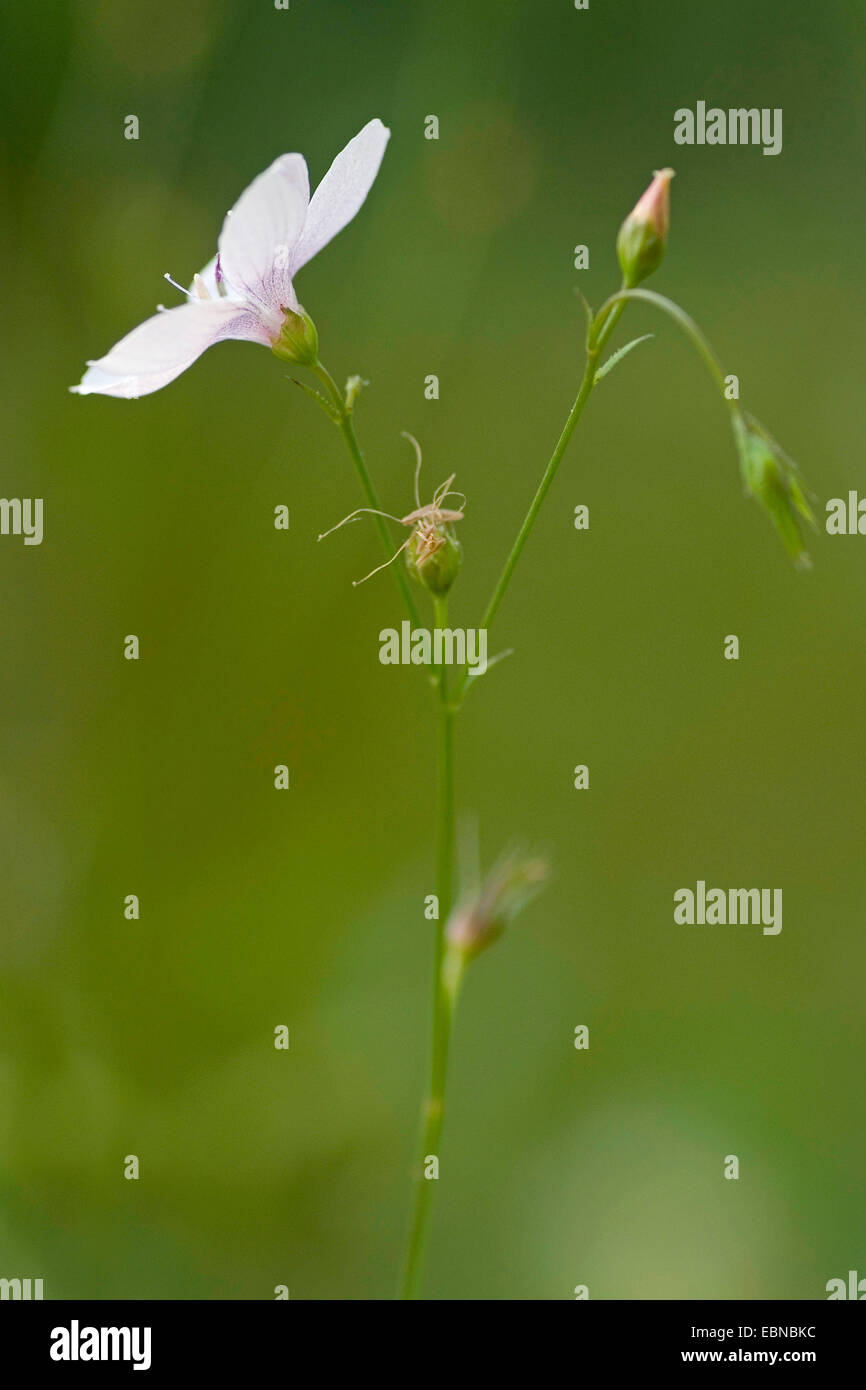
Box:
[0,0,864,1300]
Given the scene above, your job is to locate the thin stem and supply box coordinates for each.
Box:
[454,286,635,704]
[314,361,422,628]
[401,593,457,1300]
[594,294,627,355]
[593,287,740,422]
[395,277,745,1300]
[454,283,742,705]
[477,353,598,636]
[453,344,603,704]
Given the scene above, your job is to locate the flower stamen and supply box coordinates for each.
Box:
[163,272,191,298]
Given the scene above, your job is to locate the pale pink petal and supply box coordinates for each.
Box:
[217,153,309,315]
[291,119,390,274]
[71,300,271,399]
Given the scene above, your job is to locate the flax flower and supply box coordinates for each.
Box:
[72,118,389,398]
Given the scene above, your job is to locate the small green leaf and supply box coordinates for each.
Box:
[594,334,654,384]
[466,647,514,680]
[573,286,595,343]
[289,376,341,424]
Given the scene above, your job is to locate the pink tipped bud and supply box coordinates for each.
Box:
[616,168,674,288]
[445,852,549,964]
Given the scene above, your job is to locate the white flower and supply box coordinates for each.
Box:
[72,118,390,399]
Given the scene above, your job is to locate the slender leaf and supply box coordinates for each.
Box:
[594,333,654,384]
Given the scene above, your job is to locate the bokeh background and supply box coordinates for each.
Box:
[0,0,864,1300]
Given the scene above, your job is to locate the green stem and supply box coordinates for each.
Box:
[594,294,627,355]
[455,284,741,704]
[401,593,458,1299]
[314,361,422,628]
[454,340,605,703]
[329,284,734,1297]
[593,287,741,424]
[453,286,635,706]
[477,354,597,636]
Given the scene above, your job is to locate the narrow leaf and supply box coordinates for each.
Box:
[594,334,654,384]
[573,286,595,339]
[289,376,341,423]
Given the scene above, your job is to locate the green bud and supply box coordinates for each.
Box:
[733,415,816,568]
[405,524,462,595]
[616,168,674,288]
[272,307,319,367]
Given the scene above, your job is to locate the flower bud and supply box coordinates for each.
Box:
[616,168,674,288]
[273,307,319,367]
[734,415,815,568]
[405,525,462,595]
[445,852,549,965]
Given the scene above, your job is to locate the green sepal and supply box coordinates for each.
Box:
[405,524,462,595]
[733,413,815,568]
[272,307,319,367]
